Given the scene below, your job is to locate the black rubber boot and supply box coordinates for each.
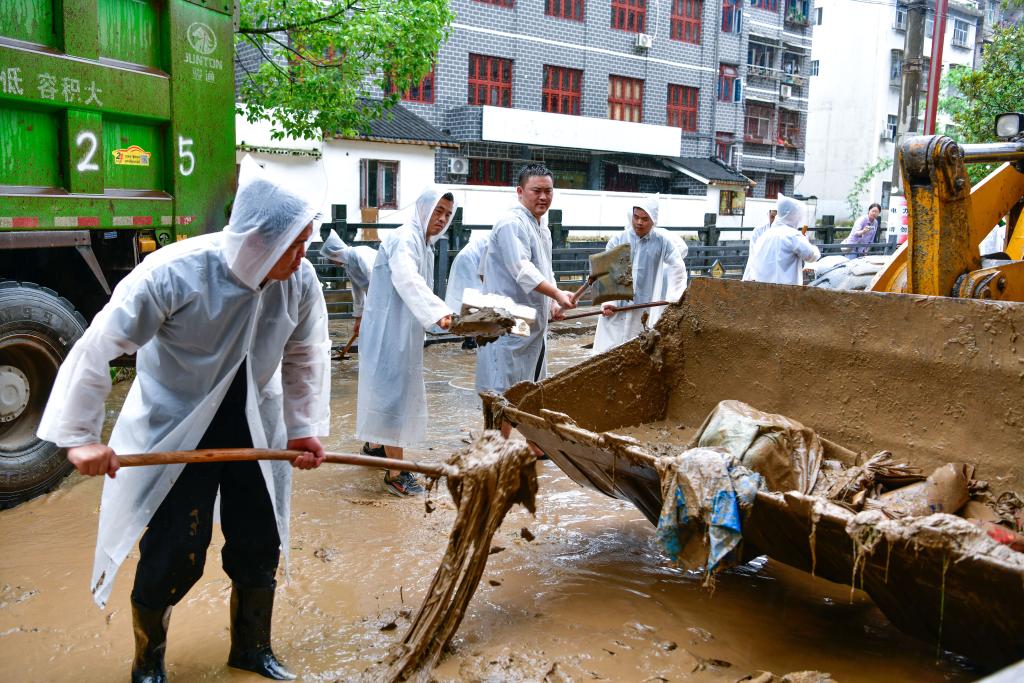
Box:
[227,583,295,680]
[131,601,172,683]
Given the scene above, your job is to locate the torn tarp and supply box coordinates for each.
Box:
[654,448,764,575]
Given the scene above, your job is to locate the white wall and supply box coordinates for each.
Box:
[799,0,981,222]
[236,115,781,241]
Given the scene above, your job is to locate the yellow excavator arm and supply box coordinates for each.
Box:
[869,127,1024,300]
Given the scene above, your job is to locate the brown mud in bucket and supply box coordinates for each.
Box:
[487,277,1024,669]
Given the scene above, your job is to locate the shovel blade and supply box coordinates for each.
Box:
[588,243,634,304]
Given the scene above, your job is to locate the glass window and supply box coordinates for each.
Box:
[611,0,647,32]
[468,54,513,107]
[546,0,585,20]
[670,0,703,44]
[543,65,583,115]
[667,84,699,131]
[360,160,399,209]
[608,75,645,122]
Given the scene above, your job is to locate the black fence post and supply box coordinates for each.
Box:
[434,233,450,300]
[549,209,565,248]
[449,207,466,251]
[331,204,358,244]
[821,214,835,244]
[703,213,718,246]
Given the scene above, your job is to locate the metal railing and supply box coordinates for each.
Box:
[311,206,893,320]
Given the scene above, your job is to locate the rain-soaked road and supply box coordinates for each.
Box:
[0,328,980,682]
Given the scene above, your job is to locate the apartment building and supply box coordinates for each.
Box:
[799,0,985,221]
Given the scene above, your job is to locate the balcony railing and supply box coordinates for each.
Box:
[785,10,810,26]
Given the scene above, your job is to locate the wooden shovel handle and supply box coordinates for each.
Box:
[554,300,669,322]
[570,276,596,305]
[338,330,358,359]
[116,448,452,479]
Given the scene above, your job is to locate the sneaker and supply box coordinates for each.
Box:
[362,442,386,458]
[383,471,425,497]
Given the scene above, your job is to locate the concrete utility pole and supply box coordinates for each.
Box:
[891,0,928,191]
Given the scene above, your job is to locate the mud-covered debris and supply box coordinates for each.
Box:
[780,672,837,683]
[707,658,732,668]
[379,620,398,632]
[687,626,714,642]
[489,545,506,555]
[658,640,677,651]
[737,672,775,683]
[488,579,502,587]
[629,622,657,634]
[313,547,339,563]
[424,499,436,514]
[520,527,536,542]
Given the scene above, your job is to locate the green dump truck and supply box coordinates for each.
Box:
[0,0,236,507]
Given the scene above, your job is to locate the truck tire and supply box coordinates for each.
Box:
[0,282,87,508]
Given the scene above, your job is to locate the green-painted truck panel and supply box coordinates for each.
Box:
[0,0,234,237]
[0,0,236,508]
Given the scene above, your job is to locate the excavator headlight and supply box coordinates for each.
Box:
[994,113,1023,139]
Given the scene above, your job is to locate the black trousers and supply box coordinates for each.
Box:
[131,362,281,609]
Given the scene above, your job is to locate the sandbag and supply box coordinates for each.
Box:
[689,400,823,494]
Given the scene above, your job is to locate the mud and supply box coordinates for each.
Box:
[0,330,980,682]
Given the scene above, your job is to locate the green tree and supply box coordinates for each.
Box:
[847,157,892,221]
[939,23,1024,146]
[237,0,453,140]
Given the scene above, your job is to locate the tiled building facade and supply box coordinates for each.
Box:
[393,0,813,198]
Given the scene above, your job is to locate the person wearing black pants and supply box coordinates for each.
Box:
[130,363,293,681]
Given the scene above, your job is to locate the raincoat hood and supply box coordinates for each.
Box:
[223,156,319,290]
[319,229,350,262]
[774,194,806,230]
[413,186,458,246]
[628,196,660,235]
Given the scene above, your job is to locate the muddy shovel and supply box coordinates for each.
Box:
[571,243,634,306]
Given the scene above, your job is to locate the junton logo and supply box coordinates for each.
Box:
[187,22,217,55]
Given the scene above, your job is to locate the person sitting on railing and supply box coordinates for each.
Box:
[742,194,820,285]
[840,203,882,257]
[592,196,688,354]
[355,187,456,497]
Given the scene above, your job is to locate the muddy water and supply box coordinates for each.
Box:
[0,333,978,682]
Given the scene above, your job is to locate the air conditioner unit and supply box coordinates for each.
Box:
[635,33,653,50]
[448,156,469,175]
[780,84,793,99]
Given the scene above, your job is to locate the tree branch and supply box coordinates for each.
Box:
[239,1,358,35]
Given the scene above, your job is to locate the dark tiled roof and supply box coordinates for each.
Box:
[332,104,458,148]
[667,157,753,186]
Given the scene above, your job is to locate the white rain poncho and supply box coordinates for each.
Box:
[355,187,456,447]
[742,194,820,285]
[36,157,331,608]
[475,204,555,394]
[741,218,775,279]
[592,198,688,354]
[443,233,489,313]
[320,230,377,316]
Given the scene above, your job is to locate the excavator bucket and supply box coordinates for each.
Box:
[485,277,1024,668]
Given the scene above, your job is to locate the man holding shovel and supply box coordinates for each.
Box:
[475,164,576,402]
[36,157,331,682]
[592,197,688,354]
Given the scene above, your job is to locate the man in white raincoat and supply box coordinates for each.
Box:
[319,229,377,337]
[355,187,456,496]
[592,197,688,354]
[475,164,576,405]
[443,232,489,350]
[36,157,331,682]
[741,207,778,280]
[742,194,820,285]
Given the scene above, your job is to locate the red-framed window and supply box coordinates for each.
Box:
[722,0,740,31]
[750,0,777,10]
[745,103,774,143]
[543,65,583,115]
[360,159,398,209]
[469,159,513,186]
[666,84,698,131]
[611,0,646,32]
[468,54,513,107]
[546,0,585,20]
[717,64,738,102]
[608,75,644,122]
[765,176,785,199]
[394,68,435,104]
[715,131,734,161]
[474,0,514,6]
[670,0,703,44]
[777,109,801,146]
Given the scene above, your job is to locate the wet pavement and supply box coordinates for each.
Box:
[0,329,981,682]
